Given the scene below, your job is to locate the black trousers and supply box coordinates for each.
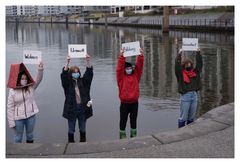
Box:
[119,101,138,131]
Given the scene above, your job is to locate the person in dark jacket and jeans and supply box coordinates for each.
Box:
[61,54,93,142]
[116,48,144,139]
[175,48,203,128]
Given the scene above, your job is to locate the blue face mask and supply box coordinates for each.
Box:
[72,72,80,79]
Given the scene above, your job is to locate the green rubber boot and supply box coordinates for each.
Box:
[119,130,127,139]
[130,128,137,138]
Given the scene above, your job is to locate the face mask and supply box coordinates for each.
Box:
[125,68,133,75]
[185,66,193,71]
[72,72,80,79]
[20,80,28,86]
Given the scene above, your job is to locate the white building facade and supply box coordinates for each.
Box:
[6,6,38,16]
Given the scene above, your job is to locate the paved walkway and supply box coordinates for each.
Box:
[6,103,234,158]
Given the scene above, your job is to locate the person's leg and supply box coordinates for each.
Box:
[119,103,129,139]
[25,115,36,143]
[129,102,138,138]
[187,92,198,125]
[67,117,76,143]
[77,106,86,142]
[14,119,25,143]
[178,93,191,128]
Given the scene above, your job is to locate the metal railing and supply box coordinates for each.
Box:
[170,19,234,28]
[7,16,234,31]
[93,18,234,28]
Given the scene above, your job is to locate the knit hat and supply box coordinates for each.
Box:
[125,62,132,68]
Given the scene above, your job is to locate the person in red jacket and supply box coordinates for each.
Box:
[116,48,144,139]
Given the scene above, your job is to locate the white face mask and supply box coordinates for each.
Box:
[125,68,133,75]
[20,80,28,86]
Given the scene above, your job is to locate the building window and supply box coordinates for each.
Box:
[144,6,150,10]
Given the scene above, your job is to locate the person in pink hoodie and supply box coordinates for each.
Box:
[7,62,44,143]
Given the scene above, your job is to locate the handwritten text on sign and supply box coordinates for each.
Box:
[23,50,42,64]
[68,44,87,58]
[122,41,140,57]
[182,38,199,51]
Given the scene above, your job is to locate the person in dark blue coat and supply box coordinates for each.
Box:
[61,54,93,142]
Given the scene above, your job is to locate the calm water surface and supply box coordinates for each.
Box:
[6,23,234,143]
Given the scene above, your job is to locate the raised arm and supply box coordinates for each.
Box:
[134,48,144,81]
[61,55,70,89]
[83,54,93,86]
[86,53,92,68]
[116,49,126,84]
[195,49,203,73]
[7,89,16,128]
[175,49,183,79]
[33,62,44,90]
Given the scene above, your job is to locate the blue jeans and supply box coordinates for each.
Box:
[14,115,36,143]
[179,91,198,124]
[68,104,86,134]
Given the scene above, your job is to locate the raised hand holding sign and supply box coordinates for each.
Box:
[86,54,92,68]
[38,61,44,69]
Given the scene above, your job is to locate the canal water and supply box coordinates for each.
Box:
[6,23,234,143]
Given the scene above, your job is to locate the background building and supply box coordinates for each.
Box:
[6,6,17,16]
[59,6,83,15]
[111,6,162,14]
[6,6,38,16]
[81,6,111,16]
[37,6,60,16]
[6,6,111,17]
[5,5,218,17]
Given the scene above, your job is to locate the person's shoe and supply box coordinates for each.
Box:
[178,120,186,128]
[68,133,75,143]
[26,140,34,143]
[119,130,126,139]
[187,119,194,125]
[130,128,137,138]
[80,132,86,142]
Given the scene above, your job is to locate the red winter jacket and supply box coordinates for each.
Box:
[116,54,144,103]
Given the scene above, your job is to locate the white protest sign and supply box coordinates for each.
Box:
[68,44,87,58]
[182,38,199,51]
[122,41,140,57]
[23,50,42,64]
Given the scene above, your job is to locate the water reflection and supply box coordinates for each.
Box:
[6,23,234,142]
